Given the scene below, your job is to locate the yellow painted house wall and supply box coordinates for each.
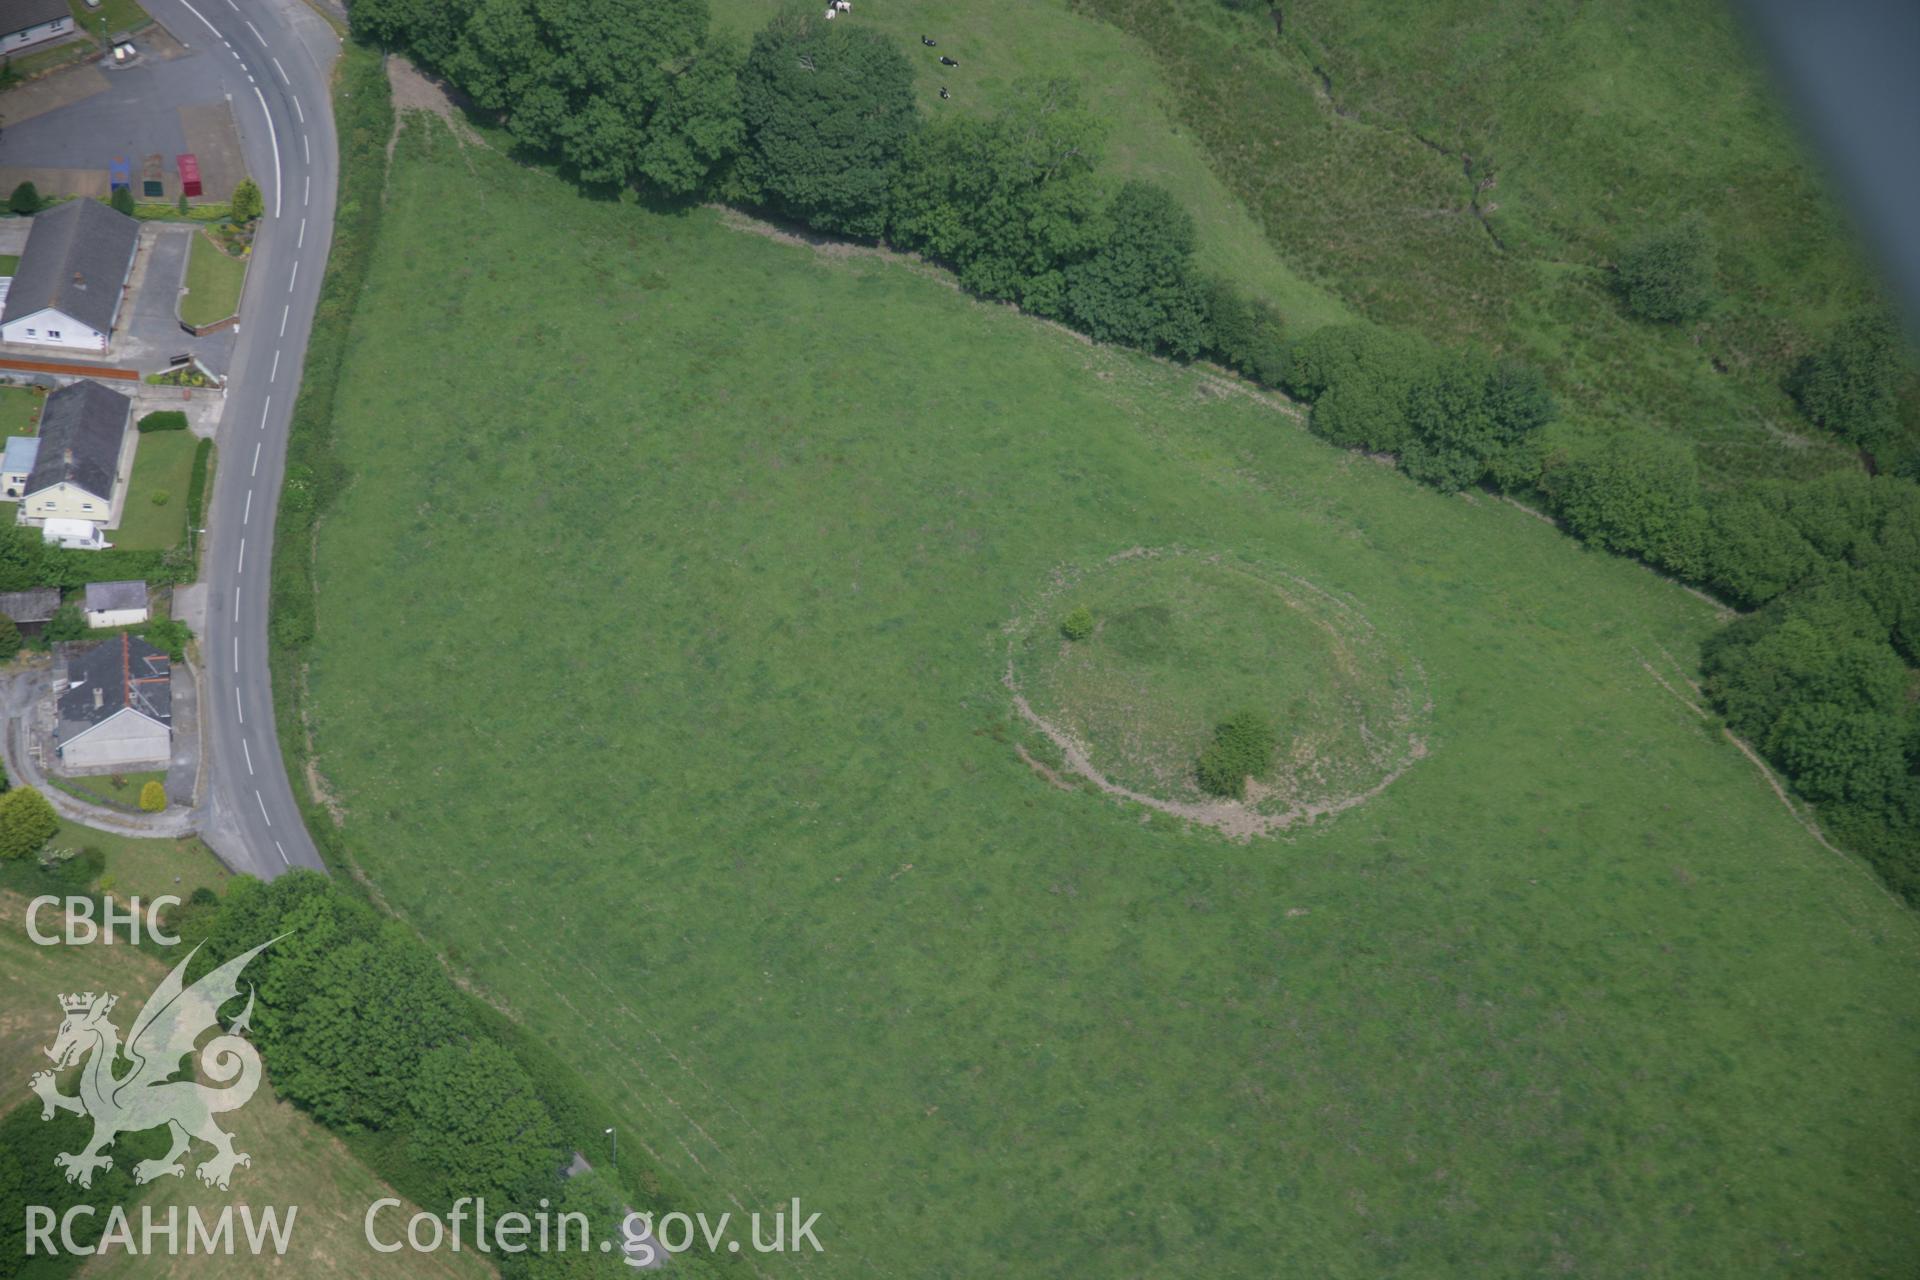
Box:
[22,481,112,523]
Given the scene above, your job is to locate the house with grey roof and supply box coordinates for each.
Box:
[0,0,75,55]
[18,379,133,529]
[0,199,140,354]
[56,633,172,769]
[84,580,149,628]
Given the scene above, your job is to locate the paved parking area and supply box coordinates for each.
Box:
[0,23,247,203]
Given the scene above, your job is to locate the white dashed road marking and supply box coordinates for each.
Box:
[270,350,279,382]
[243,738,255,775]
[243,489,253,523]
[232,635,238,672]
[280,304,289,337]
[251,441,261,475]
[293,96,304,124]
[245,19,263,42]
[288,261,298,292]
[237,538,246,574]
[256,792,272,825]
[260,395,272,426]
[297,217,306,249]
[234,686,244,723]
[275,841,289,865]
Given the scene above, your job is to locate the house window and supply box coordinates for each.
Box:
[24,329,35,337]
[52,18,65,29]
[46,330,60,340]
[81,503,93,511]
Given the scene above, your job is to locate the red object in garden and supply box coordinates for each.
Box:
[176,154,203,198]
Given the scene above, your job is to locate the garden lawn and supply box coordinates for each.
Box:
[48,769,169,812]
[298,119,1920,1279]
[0,255,19,276]
[114,429,196,550]
[0,384,40,435]
[179,232,246,328]
[65,0,151,40]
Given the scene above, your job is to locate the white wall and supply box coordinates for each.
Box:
[85,607,149,628]
[1,308,107,353]
[60,709,170,770]
[1,16,70,53]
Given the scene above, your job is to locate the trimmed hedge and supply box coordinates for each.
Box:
[137,409,189,433]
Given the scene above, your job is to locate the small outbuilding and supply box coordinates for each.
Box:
[84,580,149,628]
[2,435,39,499]
[0,586,60,636]
[56,633,172,769]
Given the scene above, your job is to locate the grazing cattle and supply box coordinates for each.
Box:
[922,35,937,45]
[834,0,851,10]
[939,55,959,66]
[824,6,835,16]
[939,86,952,100]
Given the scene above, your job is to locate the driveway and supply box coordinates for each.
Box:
[117,223,237,374]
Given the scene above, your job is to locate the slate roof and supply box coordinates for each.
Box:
[0,587,60,623]
[0,199,139,336]
[0,0,70,36]
[59,633,171,738]
[84,580,147,613]
[25,380,130,502]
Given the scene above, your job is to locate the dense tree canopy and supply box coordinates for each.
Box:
[889,78,1105,314]
[733,11,918,236]
[1062,181,1210,356]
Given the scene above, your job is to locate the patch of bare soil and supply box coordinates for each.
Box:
[385,55,483,159]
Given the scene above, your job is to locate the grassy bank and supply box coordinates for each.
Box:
[1071,0,1891,483]
[292,112,1919,1277]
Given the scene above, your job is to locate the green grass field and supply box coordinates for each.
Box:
[290,118,1920,1278]
[179,233,246,328]
[114,430,196,550]
[0,255,19,277]
[0,384,41,436]
[710,0,1356,331]
[1073,0,1890,483]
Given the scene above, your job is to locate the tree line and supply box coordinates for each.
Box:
[345,0,1919,893]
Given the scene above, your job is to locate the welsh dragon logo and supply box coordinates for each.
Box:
[29,939,277,1191]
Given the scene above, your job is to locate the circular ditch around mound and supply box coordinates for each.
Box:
[1005,548,1430,838]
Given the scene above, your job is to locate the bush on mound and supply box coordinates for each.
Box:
[1060,606,1095,641]
[1195,709,1276,799]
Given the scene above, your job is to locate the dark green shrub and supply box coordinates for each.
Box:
[44,601,83,642]
[1615,218,1714,323]
[1060,606,1094,641]
[0,616,19,661]
[7,181,39,215]
[140,617,191,660]
[185,437,213,530]
[109,185,136,216]
[1788,308,1906,455]
[138,409,189,433]
[1195,709,1276,799]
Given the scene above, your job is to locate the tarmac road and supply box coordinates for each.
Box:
[137,0,341,878]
